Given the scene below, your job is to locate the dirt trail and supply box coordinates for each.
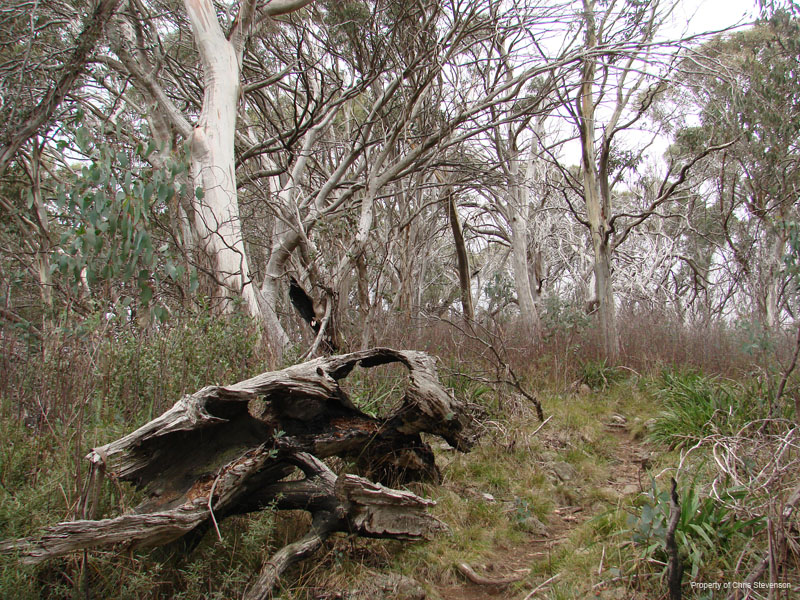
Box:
[434,426,649,600]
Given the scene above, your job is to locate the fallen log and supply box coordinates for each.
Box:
[243,452,446,600]
[1,443,276,562]
[1,348,476,598]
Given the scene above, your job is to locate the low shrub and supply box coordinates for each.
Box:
[577,359,625,390]
[625,479,764,582]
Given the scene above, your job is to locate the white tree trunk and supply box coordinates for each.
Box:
[508,150,542,340]
[510,212,540,338]
[583,166,620,361]
[579,0,620,362]
[257,112,340,350]
[183,0,261,317]
[30,144,53,310]
[591,229,619,359]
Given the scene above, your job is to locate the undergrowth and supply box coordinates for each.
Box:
[647,371,770,448]
[624,479,765,582]
[1,312,797,599]
[0,307,269,599]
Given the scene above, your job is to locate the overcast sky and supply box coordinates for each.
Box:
[674,0,758,35]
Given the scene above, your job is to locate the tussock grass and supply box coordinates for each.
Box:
[1,309,795,599]
[647,370,769,449]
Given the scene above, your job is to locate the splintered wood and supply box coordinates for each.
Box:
[1,348,477,599]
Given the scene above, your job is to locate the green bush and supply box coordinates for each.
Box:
[98,304,261,420]
[577,359,625,390]
[625,479,764,581]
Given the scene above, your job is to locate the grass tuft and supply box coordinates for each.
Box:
[648,370,768,448]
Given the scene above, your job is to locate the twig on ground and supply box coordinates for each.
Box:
[456,562,529,587]
[598,545,605,576]
[531,415,552,437]
[207,470,223,542]
[522,573,561,599]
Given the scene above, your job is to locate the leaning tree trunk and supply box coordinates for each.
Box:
[182,0,316,325]
[1,348,477,599]
[448,189,475,322]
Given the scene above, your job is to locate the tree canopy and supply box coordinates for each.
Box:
[0,0,795,355]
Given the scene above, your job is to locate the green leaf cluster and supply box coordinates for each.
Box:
[648,371,767,448]
[52,137,194,317]
[627,479,765,580]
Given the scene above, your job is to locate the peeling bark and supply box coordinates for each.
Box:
[184,0,260,315]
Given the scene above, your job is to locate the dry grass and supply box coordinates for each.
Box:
[1,307,795,599]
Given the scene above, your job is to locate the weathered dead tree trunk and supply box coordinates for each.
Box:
[1,348,476,599]
[242,451,446,600]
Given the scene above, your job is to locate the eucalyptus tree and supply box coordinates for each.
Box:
[384,0,583,340]
[101,0,584,350]
[542,0,732,361]
[672,13,800,329]
[102,0,321,344]
[0,0,123,175]
[0,0,125,327]
[243,0,583,348]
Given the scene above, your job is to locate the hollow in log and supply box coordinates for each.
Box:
[1,348,477,599]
